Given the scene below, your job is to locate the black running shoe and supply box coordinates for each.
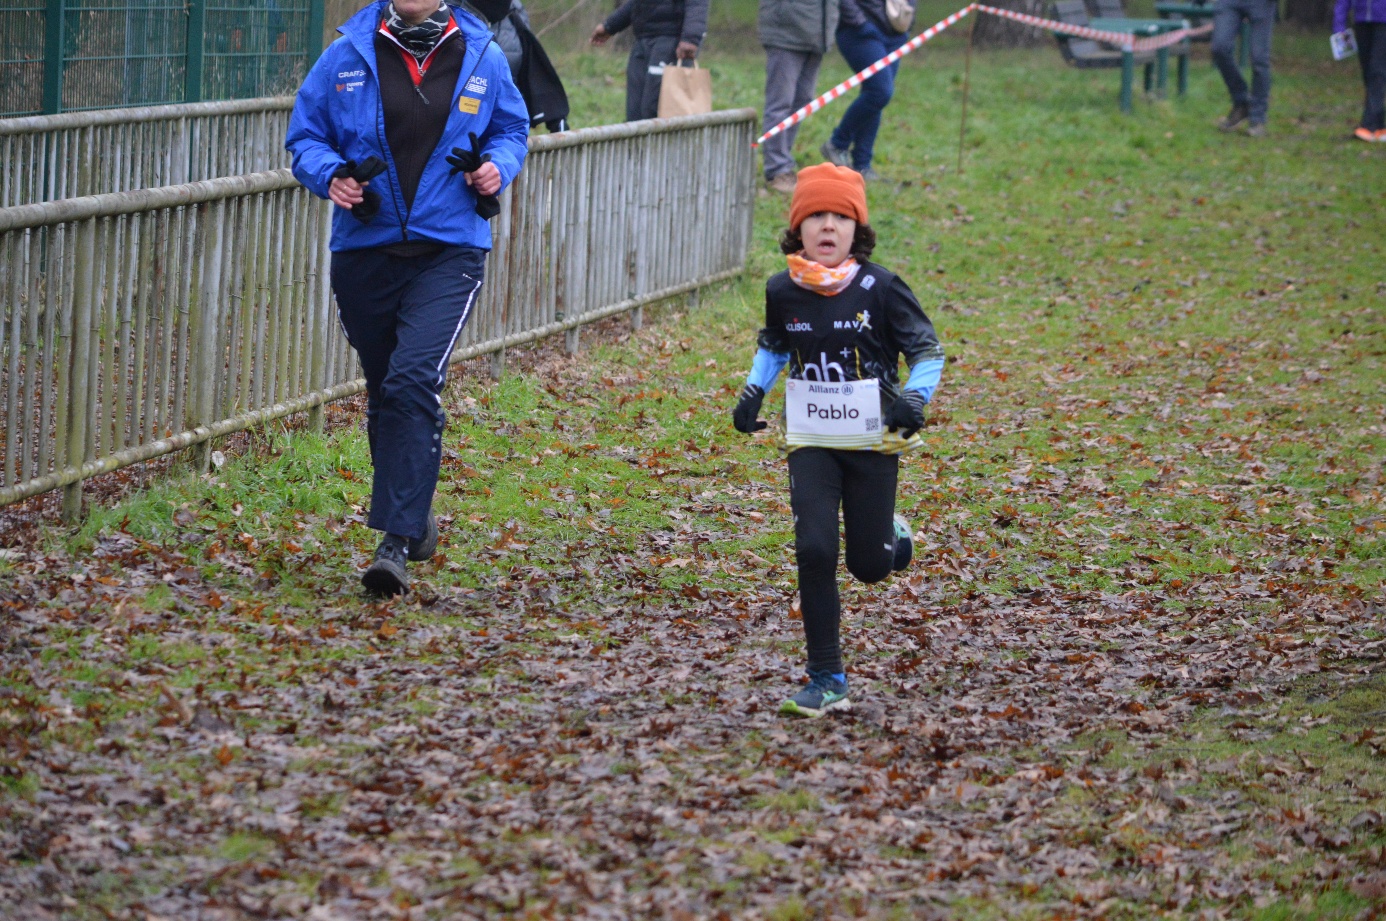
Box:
[407,515,438,562]
[892,513,913,571]
[362,538,409,596]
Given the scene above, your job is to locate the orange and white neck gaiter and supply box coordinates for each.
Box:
[786,253,861,296]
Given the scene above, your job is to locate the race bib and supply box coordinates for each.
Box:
[784,378,882,449]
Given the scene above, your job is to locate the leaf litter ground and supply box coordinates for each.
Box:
[2,29,1386,921]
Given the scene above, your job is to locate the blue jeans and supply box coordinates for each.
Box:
[1212,0,1274,125]
[829,19,907,170]
[331,245,486,540]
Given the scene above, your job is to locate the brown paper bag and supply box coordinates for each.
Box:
[657,61,712,118]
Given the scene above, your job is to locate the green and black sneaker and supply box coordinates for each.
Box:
[780,672,851,718]
[892,513,913,571]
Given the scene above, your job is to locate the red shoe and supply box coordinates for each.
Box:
[1353,126,1386,142]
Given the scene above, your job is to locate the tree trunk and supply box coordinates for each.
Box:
[1284,0,1331,27]
[972,0,1050,48]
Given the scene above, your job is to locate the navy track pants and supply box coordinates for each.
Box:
[330,245,486,540]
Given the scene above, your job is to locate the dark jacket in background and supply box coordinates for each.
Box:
[510,12,569,130]
[759,0,839,53]
[603,0,709,45]
[462,0,526,69]
[462,0,569,130]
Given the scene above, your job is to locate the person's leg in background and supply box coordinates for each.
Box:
[625,38,651,122]
[827,20,903,173]
[628,34,681,120]
[762,47,821,189]
[1356,22,1386,132]
[1211,0,1250,129]
[1243,0,1275,130]
[789,49,823,157]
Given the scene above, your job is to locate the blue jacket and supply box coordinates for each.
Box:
[287,1,530,252]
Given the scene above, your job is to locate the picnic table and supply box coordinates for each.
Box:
[1155,0,1249,65]
[1087,17,1191,112]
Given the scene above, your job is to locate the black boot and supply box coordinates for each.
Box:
[362,534,409,595]
[407,515,438,562]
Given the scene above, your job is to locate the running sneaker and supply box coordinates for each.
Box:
[780,672,851,718]
[1244,122,1267,138]
[857,166,893,184]
[892,513,914,572]
[1353,126,1386,143]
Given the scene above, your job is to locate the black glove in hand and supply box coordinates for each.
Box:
[331,157,386,223]
[446,131,501,220]
[732,384,767,434]
[884,390,927,439]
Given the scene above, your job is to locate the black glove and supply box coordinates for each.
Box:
[732,384,767,434]
[884,390,927,439]
[446,132,501,220]
[331,156,387,223]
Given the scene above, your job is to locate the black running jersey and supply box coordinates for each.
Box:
[757,262,943,411]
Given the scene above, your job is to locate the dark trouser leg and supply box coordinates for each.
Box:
[789,448,845,676]
[829,21,903,170]
[1359,22,1386,130]
[331,248,400,465]
[625,40,649,122]
[1211,1,1248,109]
[626,35,680,122]
[840,451,899,585]
[332,246,486,540]
[1243,0,1274,124]
[762,47,823,179]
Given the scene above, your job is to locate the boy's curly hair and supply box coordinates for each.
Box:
[778,223,877,262]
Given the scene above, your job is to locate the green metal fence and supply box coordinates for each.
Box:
[0,0,323,117]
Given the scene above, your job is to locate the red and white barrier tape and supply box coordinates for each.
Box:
[755,4,976,147]
[973,4,1211,52]
[753,3,1213,146]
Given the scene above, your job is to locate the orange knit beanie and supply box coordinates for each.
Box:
[788,163,869,230]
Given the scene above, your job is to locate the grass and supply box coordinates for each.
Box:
[1,8,1384,920]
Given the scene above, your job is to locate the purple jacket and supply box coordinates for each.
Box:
[1335,0,1386,33]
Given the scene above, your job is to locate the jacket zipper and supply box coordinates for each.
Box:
[375,26,485,242]
[375,96,410,242]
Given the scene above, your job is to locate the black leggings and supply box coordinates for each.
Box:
[788,448,899,676]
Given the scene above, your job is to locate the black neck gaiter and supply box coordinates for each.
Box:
[383,1,451,62]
